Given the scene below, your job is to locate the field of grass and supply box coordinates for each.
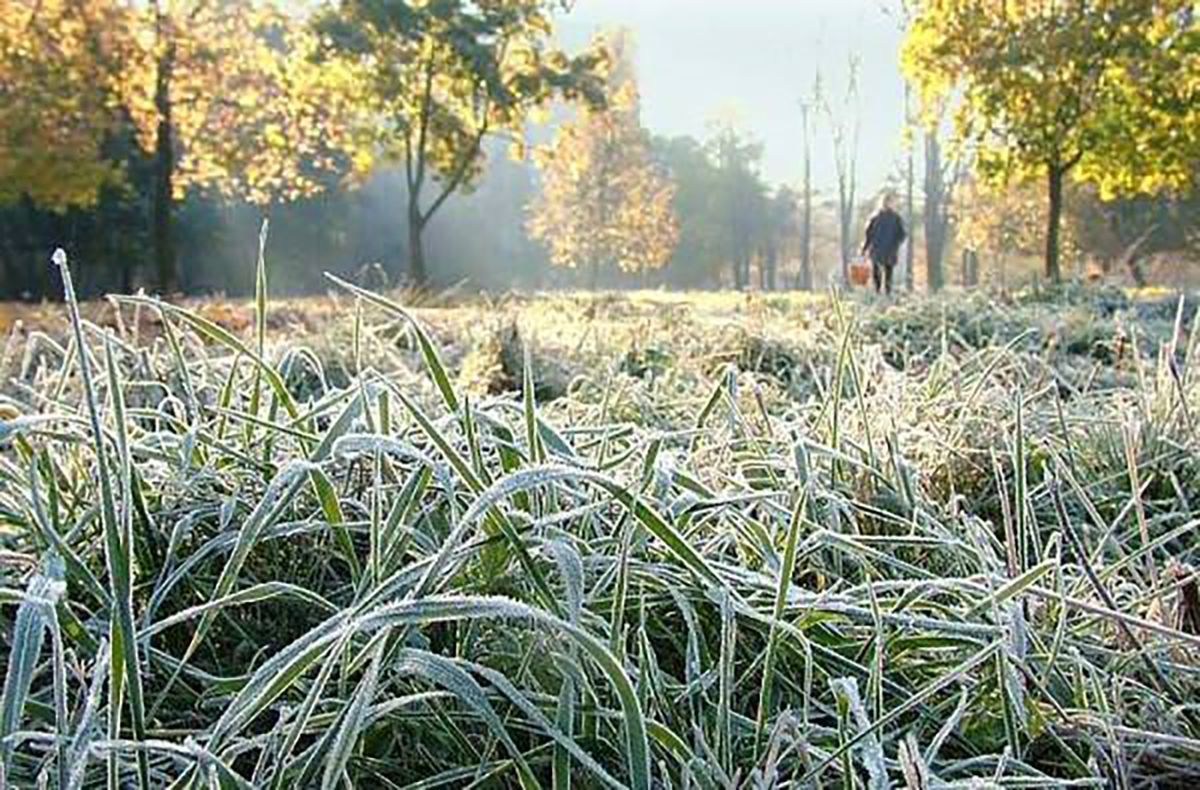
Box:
[1,256,1199,788]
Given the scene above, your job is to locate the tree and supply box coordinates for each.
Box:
[709,121,767,290]
[922,119,965,292]
[0,0,136,296]
[962,174,1200,287]
[0,0,124,210]
[797,75,819,290]
[957,177,1074,285]
[1070,182,1200,285]
[884,0,919,291]
[885,0,967,292]
[320,0,607,287]
[903,86,916,291]
[652,130,782,290]
[527,33,677,289]
[923,130,947,291]
[761,187,797,291]
[821,58,861,284]
[0,0,362,293]
[126,1,364,292]
[903,0,1199,283]
[653,134,726,287]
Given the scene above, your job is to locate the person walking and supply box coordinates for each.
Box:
[860,193,907,296]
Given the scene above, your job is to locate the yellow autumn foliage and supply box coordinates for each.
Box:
[527,33,678,281]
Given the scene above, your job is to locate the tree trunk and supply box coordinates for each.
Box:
[0,242,17,301]
[0,210,23,300]
[904,86,915,292]
[19,197,50,299]
[1126,257,1147,287]
[905,162,915,290]
[838,188,852,285]
[961,248,979,287]
[153,41,177,295]
[765,242,777,291]
[800,178,812,290]
[1045,165,1064,283]
[1117,224,1157,288]
[926,230,945,292]
[119,246,133,293]
[800,104,813,291]
[923,132,946,292]
[407,200,427,287]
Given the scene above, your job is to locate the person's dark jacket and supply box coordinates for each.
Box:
[861,208,907,262]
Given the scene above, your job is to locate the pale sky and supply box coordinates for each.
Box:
[556,0,908,196]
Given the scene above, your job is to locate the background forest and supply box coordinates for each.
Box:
[3,1,1198,301]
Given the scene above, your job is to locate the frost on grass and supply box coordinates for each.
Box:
[0,286,1197,788]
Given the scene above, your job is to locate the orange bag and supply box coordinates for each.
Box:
[849,258,872,287]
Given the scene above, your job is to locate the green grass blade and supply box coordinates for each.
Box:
[113,294,299,421]
[0,555,65,774]
[324,273,459,413]
[52,249,150,789]
[755,488,808,755]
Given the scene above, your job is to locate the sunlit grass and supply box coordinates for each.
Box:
[1,256,1198,787]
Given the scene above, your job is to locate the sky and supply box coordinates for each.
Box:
[555,0,909,196]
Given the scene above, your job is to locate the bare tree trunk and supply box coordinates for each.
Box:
[18,197,50,299]
[923,131,948,292]
[961,248,979,287]
[1119,224,1157,287]
[1045,164,1064,284]
[1126,257,1147,287]
[904,85,915,292]
[407,199,427,287]
[800,101,813,290]
[838,185,852,284]
[800,182,812,290]
[735,249,749,290]
[835,147,857,285]
[0,210,26,299]
[825,59,860,286]
[0,236,18,300]
[153,36,177,294]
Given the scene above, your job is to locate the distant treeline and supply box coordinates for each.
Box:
[4,129,1197,301]
[0,128,818,300]
[0,141,553,301]
[3,0,1198,300]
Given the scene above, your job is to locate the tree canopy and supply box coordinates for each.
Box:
[0,0,126,208]
[0,0,366,291]
[2,0,1196,298]
[528,32,677,287]
[318,0,608,285]
[902,0,1199,282]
